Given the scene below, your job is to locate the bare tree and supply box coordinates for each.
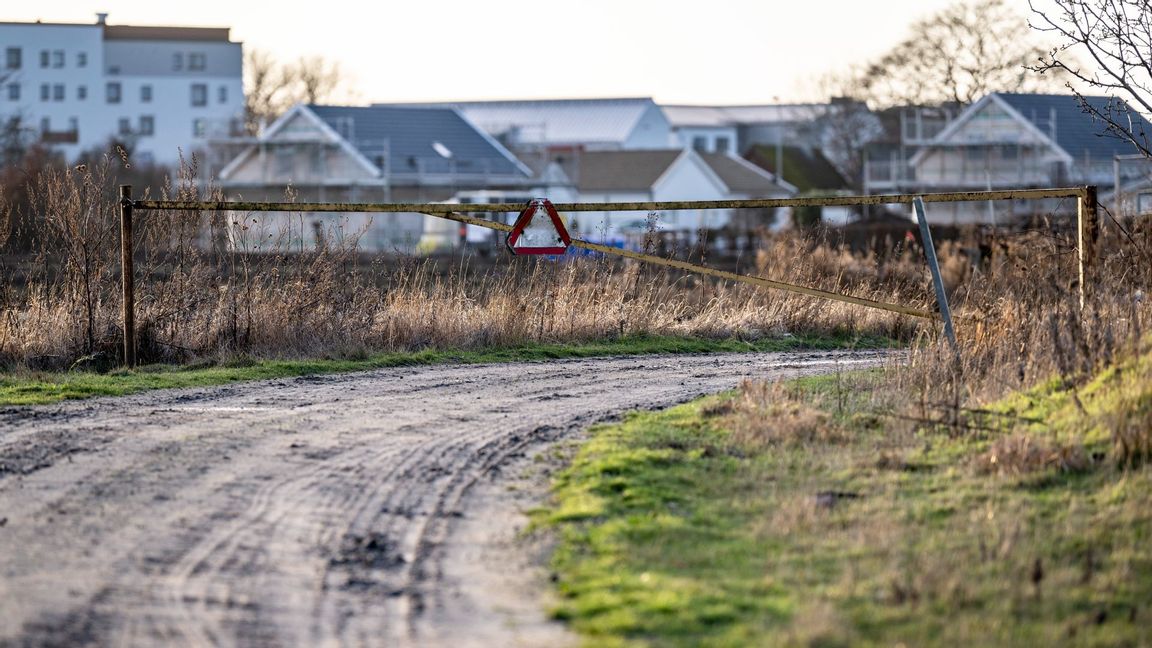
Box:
[848,0,1068,108]
[244,50,347,134]
[1029,0,1152,157]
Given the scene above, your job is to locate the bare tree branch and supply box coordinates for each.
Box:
[1029,0,1152,157]
[844,0,1069,108]
[244,50,347,134]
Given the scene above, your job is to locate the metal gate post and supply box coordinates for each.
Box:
[1077,185,1099,310]
[119,184,136,368]
[913,197,958,352]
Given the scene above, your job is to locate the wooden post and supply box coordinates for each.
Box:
[119,184,136,368]
[913,197,958,352]
[1078,185,1099,310]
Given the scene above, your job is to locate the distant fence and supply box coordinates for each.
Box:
[116,186,1098,367]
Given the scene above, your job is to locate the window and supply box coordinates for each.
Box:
[715,136,731,154]
[68,117,78,133]
[172,52,183,71]
[189,53,206,71]
[5,47,20,70]
[51,50,64,68]
[191,83,207,107]
[118,117,132,136]
[141,85,152,103]
[107,65,120,75]
[692,136,708,152]
[6,83,18,101]
[139,115,154,136]
[40,83,49,101]
[40,117,50,132]
[275,148,294,176]
[106,82,121,104]
[52,84,64,101]
[40,50,49,68]
[77,52,87,67]
[192,118,206,138]
[77,85,87,100]
[218,85,227,104]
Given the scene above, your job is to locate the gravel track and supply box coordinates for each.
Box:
[0,350,886,647]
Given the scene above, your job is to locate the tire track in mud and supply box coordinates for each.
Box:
[0,350,889,647]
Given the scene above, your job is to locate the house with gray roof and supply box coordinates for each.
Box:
[218,103,532,251]
[905,93,1152,225]
[382,97,676,151]
[514,149,793,242]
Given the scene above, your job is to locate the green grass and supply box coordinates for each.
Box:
[0,333,893,406]
[537,350,1152,646]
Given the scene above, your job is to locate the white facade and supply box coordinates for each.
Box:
[0,17,243,166]
[578,151,732,240]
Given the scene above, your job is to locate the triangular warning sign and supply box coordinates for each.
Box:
[506,199,571,255]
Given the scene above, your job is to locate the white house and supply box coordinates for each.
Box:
[517,149,792,242]
[0,14,244,166]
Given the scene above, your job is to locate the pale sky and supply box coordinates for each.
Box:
[6,0,1041,105]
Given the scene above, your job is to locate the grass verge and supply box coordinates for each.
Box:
[0,333,892,406]
[537,351,1152,646]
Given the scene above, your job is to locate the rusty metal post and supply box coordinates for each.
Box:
[1077,185,1099,310]
[119,184,136,368]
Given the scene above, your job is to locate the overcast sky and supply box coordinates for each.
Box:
[8,0,1045,105]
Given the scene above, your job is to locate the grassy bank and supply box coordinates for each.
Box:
[538,349,1152,646]
[0,333,892,406]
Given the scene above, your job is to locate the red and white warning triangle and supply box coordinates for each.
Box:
[506,198,571,255]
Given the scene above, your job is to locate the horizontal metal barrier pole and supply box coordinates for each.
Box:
[133,186,1088,215]
[419,210,934,319]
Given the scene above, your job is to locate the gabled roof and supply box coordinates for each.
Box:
[745,145,848,193]
[382,98,660,147]
[912,93,1152,166]
[996,93,1152,162]
[307,104,531,178]
[576,150,683,192]
[698,152,796,195]
[662,104,830,127]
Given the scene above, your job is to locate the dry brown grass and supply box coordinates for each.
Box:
[727,379,847,448]
[0,159,927,370]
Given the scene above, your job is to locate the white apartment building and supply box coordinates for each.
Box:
[0,14,243,166]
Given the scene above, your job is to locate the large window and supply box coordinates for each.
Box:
[6,83,18,101]
[118,117,132,136]
[139,115,154,136]
[715,136,731,154]
[52,84,64,101]
[191,83,207,107]
[106,82,121,104]
[51,50,64,68]
[5,47,20,70]
[172,52,183,71]
[192,118,206,138]
[189,52,206,71]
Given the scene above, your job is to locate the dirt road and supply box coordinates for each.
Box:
[0,350,885,647]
